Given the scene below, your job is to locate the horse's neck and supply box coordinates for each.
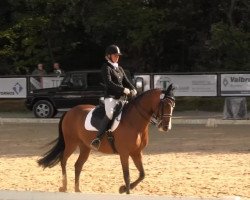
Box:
[139,89,161,115]
[124,90,161,129]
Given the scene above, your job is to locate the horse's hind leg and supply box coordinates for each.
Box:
[59,143,77,192]
[130,152,145,190]
[74,142,90,192]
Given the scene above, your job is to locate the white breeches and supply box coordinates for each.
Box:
[104,98,125,120]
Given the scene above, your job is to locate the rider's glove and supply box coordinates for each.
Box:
[123,88,130,95]
[131,89,137,97]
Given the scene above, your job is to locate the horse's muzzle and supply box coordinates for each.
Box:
[158,123,171,132]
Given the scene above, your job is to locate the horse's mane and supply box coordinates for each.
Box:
[122,89,162,116]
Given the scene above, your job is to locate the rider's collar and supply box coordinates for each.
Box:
[107,59,119,69]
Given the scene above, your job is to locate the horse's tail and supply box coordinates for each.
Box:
[37,112,66,168]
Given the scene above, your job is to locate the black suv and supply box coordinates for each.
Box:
[25,70,143,118]
[25,70,106,118]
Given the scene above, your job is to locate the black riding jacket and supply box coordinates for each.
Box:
[102,60,135,99]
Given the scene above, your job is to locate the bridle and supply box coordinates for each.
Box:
[151,96,175,126]
[134,95,175,126]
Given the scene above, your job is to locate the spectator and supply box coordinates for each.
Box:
[53,62,64,76]
[32,63,47,76]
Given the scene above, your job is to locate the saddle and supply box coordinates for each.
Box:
[85,101,123,132]
[84,102,123,153]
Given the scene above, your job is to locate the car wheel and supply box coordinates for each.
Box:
[33,100,55,118]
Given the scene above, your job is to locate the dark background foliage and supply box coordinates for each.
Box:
[0,0,249,75]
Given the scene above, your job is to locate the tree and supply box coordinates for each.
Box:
[0,0,249,74]
[207,0,250,71]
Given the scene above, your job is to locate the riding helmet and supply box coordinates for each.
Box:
[105,45,122,55]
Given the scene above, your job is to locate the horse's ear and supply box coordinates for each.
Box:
[166,83,174,94]
[163,84,175,99]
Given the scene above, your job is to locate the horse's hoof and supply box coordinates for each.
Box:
[119,185,126,194]
[75,188,81,193]
[59,187,67,192]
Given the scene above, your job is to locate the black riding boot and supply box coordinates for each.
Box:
[90,116,111,150]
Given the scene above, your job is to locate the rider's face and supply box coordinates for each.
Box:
[110,54,120,63]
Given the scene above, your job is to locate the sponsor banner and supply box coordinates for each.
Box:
[29,76,63,90]
[30,77,42,89]
[221,74,250,96]
[154,75,217,96]
[42,77,63,88]
[0,78,27,98]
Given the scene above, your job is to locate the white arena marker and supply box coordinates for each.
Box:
[0,190,241,200]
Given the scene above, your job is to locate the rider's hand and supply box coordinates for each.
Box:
[123,88,130,95]
[131,89,137,97]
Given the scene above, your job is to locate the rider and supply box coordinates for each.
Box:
[90,44,137,150]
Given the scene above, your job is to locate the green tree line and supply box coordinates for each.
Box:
[0,0,249,74]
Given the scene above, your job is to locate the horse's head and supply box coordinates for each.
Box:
[153,84,175,132]
[125,86,175,133]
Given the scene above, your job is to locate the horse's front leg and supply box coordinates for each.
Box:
[119,154,130,194]
[130,152,145,190]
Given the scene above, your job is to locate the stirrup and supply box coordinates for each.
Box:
[90,138,101,151]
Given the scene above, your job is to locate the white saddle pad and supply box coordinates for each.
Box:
[84,108,122,132]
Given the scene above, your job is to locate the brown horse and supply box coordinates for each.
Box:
[38,85,175,194]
